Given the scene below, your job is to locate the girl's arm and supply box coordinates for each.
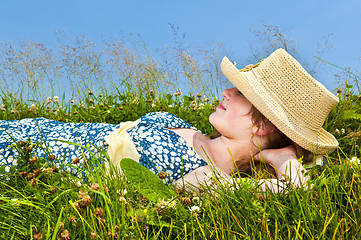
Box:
[175,146,309,192]
[253,145,309,188]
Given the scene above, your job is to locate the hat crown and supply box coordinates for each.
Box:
[253,49,338,131]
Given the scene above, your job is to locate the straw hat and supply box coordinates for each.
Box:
[220,48,339,155]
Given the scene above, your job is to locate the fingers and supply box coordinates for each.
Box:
[253,152,261,161]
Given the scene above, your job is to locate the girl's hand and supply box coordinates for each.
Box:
[253,145,297,170]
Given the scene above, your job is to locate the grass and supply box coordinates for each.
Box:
[0,34,361,239]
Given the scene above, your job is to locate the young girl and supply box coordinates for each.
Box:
[0,49,339,191]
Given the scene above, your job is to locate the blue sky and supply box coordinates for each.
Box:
[1,0,360,92]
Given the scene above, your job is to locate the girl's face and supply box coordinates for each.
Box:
[209,87,255,140]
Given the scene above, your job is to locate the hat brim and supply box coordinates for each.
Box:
[220,56,338,155]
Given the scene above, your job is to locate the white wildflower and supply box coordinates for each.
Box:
[192,196,200,205]
[11,199,20,206]
[350,156,360,164]
[168,201,176,209]
[157,199,176,209]
[119,196,127,204]
[53,96,59,102]
[190,206,201,215]
[31,104,36,110]
[156,199,168,209]
[204,171,217,184]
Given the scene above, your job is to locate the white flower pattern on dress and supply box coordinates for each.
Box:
[0,118,119,176]
[0,112,207,183]
[127,112,207,183]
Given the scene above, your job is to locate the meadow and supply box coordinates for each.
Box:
[0,33,361,239]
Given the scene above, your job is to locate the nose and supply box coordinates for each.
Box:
[222,88,235,100]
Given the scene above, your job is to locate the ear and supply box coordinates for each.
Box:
[253,122,275,136]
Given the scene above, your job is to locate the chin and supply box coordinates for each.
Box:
[208,112,216,126]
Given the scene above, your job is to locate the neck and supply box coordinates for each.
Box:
[194,134,260,175]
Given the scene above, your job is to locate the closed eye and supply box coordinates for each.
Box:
[238,91,243,96]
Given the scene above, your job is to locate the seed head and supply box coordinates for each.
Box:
[50,186,57,194]
[60,229,70,240]
[102,184,109,193]
[69,216,76,224]
[337,88,343,93]
[72,157,81,164]
[33,169,41,177]
[158,171,167,179]
[90,183,100,191]
[182,197,192,205]
[78,189,88,198]
[88,91,94,95]
[95,207,104,217]
[73,111,78,115]
[80,195,92,208]
[89,99,94,103]
[48,154,56,162]
[29,157,38,164]
[33,232,43,240]
[30,178,38,187]
[177,187,185,195]
[20,171,28,178]
[27,173,35,179]
[90,232,97,239]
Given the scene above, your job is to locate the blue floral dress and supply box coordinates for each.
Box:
[0,112,208,181]
[0,118,118,176]
[128,112,207,183]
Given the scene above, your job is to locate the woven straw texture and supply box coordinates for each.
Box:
[220,48,339,155]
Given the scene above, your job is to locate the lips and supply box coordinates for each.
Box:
[217,102,226,110]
